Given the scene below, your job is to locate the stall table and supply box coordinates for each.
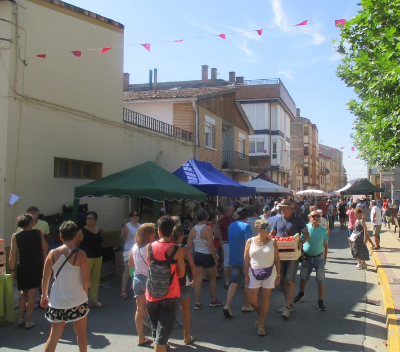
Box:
[0,274,16,325]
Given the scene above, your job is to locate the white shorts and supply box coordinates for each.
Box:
[247,267,277,289]
[123,249,130,264]
[223,243,230,267]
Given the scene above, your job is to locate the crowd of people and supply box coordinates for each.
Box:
[8,195,397,351]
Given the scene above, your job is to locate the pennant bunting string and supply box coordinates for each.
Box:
[100,47,113,55]
[296,20,309,26]
[219,34,226,40]
[71,51,82,57]
[141,43,151,52]
[256,29,263,36]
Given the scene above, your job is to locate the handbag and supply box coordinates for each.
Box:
[349,231,360,242]
[250,264,274,280]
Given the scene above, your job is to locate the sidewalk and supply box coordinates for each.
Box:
[368,223,400,352]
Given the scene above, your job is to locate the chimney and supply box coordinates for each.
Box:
[229,71,236,83]
[296,108,301,118]
[154,68,158,93]
[123,72,130,91]
[236,76,244,84]
[211,68,217,80]
[201,65,209,82]
[149,70,153,90]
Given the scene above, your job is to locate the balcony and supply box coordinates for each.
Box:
[123,108,193,142]
[222,151,249,171]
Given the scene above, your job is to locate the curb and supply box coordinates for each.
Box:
[370,242,400,352]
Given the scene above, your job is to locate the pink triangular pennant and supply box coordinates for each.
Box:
[219,34,226,40]
[335,19,347,28]
[351,147,355,151]
[256,29,263,36]
[319,148,322,152]
[71,51,82,57]
[141,43,151,52]
[100,47,113,55]
[296,20,309,26]
[331,148,334,151]
[340,147,345,149]
[173,39,184,43]
[37,54,46,59]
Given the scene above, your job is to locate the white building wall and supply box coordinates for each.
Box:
[123,101,174,125]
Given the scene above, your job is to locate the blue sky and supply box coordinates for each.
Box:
[66,0,367,181]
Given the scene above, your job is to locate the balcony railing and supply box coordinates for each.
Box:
[123,108,193,142]
[222,151,249,170]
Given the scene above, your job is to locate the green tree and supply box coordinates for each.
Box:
[336,0,400,169]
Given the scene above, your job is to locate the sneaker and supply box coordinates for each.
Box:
[363,264,368,269]
[223,306,234,318]
[317,300,326,311]
[277,305,294,313]
[194,303,204,310]
[293,292,305,304]
[209,299,224,307]
[281,307,290,319]
[356,264,363,270]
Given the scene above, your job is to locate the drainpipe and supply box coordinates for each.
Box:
[192,100,199,159]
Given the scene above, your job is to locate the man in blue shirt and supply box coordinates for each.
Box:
[270,199,310,319]
[293,209,329,311]
[223,208,253,318]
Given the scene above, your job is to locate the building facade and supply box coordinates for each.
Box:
[123,87,254,182]
[0,0,194,246]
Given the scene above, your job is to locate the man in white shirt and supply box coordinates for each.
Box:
[370,200,382,250]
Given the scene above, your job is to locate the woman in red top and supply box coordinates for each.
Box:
[146,216,184,352]
[346,203,357,253]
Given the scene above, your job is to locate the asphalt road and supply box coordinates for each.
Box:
[0,225,388,352]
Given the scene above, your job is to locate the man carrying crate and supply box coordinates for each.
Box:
[270,199,310,319]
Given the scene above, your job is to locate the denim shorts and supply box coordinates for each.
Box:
[194,252,215,268]
[180,285,191,300]
[280,260,299,282]
[300,253,326,284]
[230,265,244,284]
[133,274,147,298]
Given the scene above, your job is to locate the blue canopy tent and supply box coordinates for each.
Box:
[173,159,256,197]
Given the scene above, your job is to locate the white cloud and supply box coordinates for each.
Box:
[270,0,325,45]
[276,70,293,80]
[327,52,342,62]
[238,40,260,62]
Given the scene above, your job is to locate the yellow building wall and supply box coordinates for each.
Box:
[0,1,194,245]
[197,106,223,169]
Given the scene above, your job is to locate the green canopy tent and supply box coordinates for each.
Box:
[73,161,207,222]
[345,178,384,195]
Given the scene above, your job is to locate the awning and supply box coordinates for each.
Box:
[173,158,256,197]
[345,178,384,195]
[240,178,291,194]
[74,161,207,202]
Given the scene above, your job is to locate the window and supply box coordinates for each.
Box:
[205,115,215,149]
[250,141,255,154]
[304,167,309,176]
[256,141,264,153]
[272,142,277,159]
[238,132,245,158]
[304,125,308,135]
[304,147,309,156]
[54,158,102,179]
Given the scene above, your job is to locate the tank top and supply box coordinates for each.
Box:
[125,223,140,251]
[79,227,103,258]
[193,224,211,254]
[132,243,148,276]
[145,241,180,302]
[49,252,88,309]
[249,237,275,269]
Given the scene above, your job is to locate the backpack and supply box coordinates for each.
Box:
[146,242,179,298]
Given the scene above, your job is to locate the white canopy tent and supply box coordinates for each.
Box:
[296,189,326,196]
[240,179,291,194]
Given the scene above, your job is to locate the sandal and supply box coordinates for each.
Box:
[138,338,153,347]
[25,321,35,330]
[255,320,259,328]
[18,318,25,327]
[184,336,196,345]
[90,301,104,308]
[257,325,266,336]
[121,290,128,300]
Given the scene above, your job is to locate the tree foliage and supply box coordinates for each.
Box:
[336,0,400,169]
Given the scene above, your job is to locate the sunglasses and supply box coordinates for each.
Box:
[311,214,321,218]
[132,214,139,217]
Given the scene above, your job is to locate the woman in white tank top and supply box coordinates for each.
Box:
[243,219,280,336]
[40,221,89,352]
[121,211,141,299]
